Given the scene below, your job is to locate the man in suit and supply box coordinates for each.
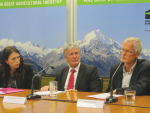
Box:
[106,37,150,96]
[41,43,101,92]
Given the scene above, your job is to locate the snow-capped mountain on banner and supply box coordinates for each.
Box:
[78,29,121,52]
[39,29,122,76]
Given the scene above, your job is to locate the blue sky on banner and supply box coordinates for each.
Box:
[77,3,150,49]
[0,6,66,48]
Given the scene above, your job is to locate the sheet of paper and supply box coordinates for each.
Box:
[34,91,64,96]
[86,93,124,99]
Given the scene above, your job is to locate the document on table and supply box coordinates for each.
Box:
[86,93,124,99]
[0,88,25,94]
[34,91,64,96]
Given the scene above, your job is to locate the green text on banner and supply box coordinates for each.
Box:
[77,0,150,5]
[0,0,66,9]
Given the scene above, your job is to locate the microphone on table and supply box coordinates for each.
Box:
[27,65,55,100]
[105,62,122,103]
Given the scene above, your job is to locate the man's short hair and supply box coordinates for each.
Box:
[63,43,80,57]
[124,37,142,53]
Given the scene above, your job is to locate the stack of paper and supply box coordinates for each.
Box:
[86,93,124,99]
[0,88,25,94]
[34,91,64,96]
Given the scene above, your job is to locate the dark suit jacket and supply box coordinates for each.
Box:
[106,59,150,96]
[55,63,101,92]
[0,64,38,89]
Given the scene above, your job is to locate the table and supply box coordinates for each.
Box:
[0,90,150,113]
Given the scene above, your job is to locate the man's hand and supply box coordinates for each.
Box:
[113,90,116,94]
[66,89,78,92]
[40,85,50,91]
[109,89,116,94]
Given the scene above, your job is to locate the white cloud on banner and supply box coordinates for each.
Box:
[0,38,54,57]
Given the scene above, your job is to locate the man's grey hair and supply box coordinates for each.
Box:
[63,43,80,57]
[124,37,142,53]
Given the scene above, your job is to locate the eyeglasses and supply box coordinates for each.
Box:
[121,48,136,54]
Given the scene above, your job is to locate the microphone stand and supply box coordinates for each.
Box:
[27,66,54,100]
[106,62,122,103]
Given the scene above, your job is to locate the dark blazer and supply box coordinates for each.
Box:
[106,59,150,96]
[0,64,38,89]
[55,63,101,92]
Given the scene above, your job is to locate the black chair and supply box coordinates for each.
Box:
[34,74,42,90]
[99,77,103,93]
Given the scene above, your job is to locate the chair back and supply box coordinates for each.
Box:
[99,77,103,92]
[34,74,41,90]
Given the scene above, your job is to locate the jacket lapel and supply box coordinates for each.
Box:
[75,64,84,90]
[61,67,69,91]
[129,59,139,86]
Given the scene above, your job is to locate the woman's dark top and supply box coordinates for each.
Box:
[0,64,38,89]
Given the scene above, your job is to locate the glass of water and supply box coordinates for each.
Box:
[124,89,136,104]
[49,81,58,98]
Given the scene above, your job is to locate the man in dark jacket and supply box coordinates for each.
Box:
[106,37,150,96]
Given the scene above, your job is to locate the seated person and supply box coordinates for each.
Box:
[106,37,150,96]
[41,43,101,92]
[0,46,38,89]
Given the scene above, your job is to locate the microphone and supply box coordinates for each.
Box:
[27,65,55,100]
[106,62,122,103]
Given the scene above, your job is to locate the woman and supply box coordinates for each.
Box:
[0,46,38,89]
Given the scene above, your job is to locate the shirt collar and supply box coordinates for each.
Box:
[69,63,81,72]
[123,59,137,74]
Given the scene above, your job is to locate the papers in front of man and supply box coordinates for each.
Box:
[86,93,124,99]
[34,91,64,96]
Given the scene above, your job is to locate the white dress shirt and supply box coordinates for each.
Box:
[122,60,137,88]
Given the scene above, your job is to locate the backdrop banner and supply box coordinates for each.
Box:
[76,1,150,76]
[0,0,150,77]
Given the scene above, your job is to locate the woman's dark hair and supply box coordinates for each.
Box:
[1,46,25,87]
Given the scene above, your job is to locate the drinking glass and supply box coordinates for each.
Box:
[49,81,58,98]
[124,89,136,104]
